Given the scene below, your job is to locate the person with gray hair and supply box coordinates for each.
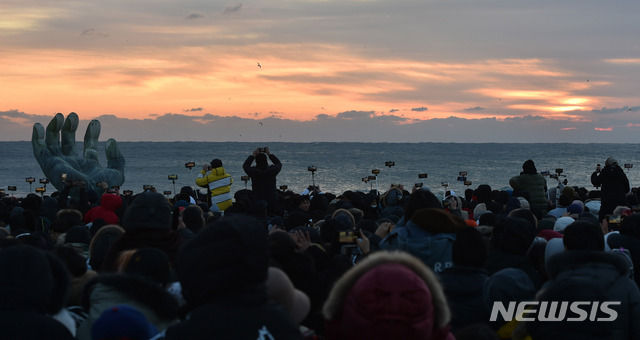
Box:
[591,157,630,222]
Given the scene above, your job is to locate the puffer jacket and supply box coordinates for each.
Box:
[196,166,233,211]
[509,173,548,212]
[545,250,640,340]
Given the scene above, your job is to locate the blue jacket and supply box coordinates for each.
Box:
[379,220,456,273]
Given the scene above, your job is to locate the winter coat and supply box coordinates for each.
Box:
[77,274,179,340]
[545,250,640,340]
[607,232,640,287]
[243,154,282,203]
[0,245,74,340]
[161,286,302,340]
[379,208,465,273]
[196,166,233,211]
[83,193,122,225]
[439,265,490,331]
[322,251,455,340]
[509,172,547,212]
[591,164,630,219]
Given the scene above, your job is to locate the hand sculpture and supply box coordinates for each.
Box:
[32,112,125,193]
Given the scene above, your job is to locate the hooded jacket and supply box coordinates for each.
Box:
[83,193,122,225]
[379,208,465,273]
[322,251,455,340]
[545,250,640,340]
[77,274,179,340]
[196,166,233,211]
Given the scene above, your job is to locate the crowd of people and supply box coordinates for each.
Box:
[1,152,640,339]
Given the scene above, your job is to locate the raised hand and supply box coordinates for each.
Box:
[32,112,125,193]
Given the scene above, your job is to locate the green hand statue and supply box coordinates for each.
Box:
[32,112,125,193]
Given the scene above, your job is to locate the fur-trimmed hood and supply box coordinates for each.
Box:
[322,251,453,340]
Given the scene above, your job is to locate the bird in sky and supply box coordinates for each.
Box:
[257,62,261,68]
[258,122,263,126]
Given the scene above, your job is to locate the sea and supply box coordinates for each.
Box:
[2,141,639,199]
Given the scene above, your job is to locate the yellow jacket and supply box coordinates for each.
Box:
[196,166,233,211]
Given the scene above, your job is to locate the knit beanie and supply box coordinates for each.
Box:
[91,304,158,340]
[122,192,172,230]
[553,216,575,233]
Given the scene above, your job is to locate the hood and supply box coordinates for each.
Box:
[100,193,123,212]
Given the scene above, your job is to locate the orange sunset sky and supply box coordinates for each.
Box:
[1,0,639,142]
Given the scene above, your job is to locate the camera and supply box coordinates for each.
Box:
[367,175,377,180]
[40,178,49,184]
[625,164,633,169]
[362,177,369,182]
[415,182,423,188]
[555,168,563,174]
[385,161,395,167]
[540,170,550,176]
[7,186,17,191]
[241,175,250,182]
[441,182,449,187]
[418,173,428,179]
[459,171,467,176]
[457,176,467,182]
[26,177,35,183]
[308,166,317,172]
[163,190,172,195]
[143,185,154,191]
[185,162,196,169]
[464,180,473,186]
[35,187,46,193]
[123,190,133,196]
[279,185,288,191]
[371,169,380,175]
[258,147,267,153]
[168,174,178,180]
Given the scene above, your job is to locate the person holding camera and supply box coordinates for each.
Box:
[243,147,283,214]
[591,157,630,222]
[509,159,548,213]
[196,159,233,211]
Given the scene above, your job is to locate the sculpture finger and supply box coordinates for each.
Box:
[61,112,79,156]
[45,113,64,156]
[105,138,125,175]
[31,123,51,166]
[83,119,101,161]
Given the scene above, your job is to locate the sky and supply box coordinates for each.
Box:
[1,0,640,142]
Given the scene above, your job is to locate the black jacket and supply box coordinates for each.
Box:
[162,287,302,340]
[591,165,630,219]
[545,250,640,340]
[243,154,282,203]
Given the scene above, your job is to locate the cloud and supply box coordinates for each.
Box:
[592,106,640,114]
[411,107,428,112]
[336,110,374,120]
[185,13,205,20]
[463,106,484,112]
[183,107,204,112]
[561,127,577,130]
[80,29,109,38]
[223,4,243,14]
[595,127,613,131]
